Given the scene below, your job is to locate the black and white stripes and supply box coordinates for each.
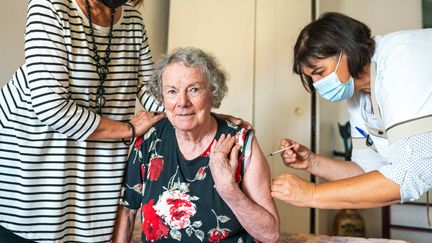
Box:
[0,0,162,241]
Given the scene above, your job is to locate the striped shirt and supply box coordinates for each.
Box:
[0,0,162,241]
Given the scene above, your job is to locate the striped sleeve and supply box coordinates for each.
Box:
[24,0,99,141]
[136,21,164,112]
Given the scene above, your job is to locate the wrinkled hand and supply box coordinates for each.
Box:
[209,134,241,197]
[213,113,252,129]
[130,111,165,137]
[271,173,316,207]
[279,138,314,170]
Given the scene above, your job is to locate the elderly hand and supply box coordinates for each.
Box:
[209,134,241,197]
[279,139,314,171]
[271,173,316,208]
[213,113,252,129]
[130,111,165,137]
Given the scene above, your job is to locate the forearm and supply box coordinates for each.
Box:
[112,205,137,243]
[308,154,365,181]
[220,186,279,242]
[311,170,401,209]
[88,117,132,140]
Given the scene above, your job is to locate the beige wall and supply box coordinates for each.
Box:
[0,1,26,85]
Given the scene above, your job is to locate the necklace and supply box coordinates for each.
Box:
[85,0,115,114]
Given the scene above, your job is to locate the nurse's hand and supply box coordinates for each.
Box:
[213,113,252,129]
[271,173,316,207]
[279,139,315,171]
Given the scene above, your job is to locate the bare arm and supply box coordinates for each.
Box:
[279,139,364,181]
[112,205,137,243]
[88,111,165,140]
[271,170,400,209]
[210,134,280,242]
[312,170,401,208]
[308,154,365,181]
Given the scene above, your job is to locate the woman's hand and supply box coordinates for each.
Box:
[130,111,165,137]
[279,138,315,171]
[271,173,316,207]
[209,134,241,197]
[213,113,252,129]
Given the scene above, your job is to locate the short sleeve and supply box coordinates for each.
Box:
[120,137,146,209]
[378,131,432,202]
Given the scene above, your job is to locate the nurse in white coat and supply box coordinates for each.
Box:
[271,12,432,209]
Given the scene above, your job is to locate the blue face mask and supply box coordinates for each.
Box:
[312,52,354,102]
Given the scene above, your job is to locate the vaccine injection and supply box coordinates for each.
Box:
[268,144,295,157]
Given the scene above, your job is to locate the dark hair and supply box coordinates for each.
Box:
[293,12,375,92]
[149,47,228,108]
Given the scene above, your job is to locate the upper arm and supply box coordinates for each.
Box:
[241,137,279,220]
[120,138,146,209]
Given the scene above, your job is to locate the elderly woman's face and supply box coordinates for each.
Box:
[162,62,213,132]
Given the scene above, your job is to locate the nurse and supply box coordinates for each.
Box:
[271,12,432,209]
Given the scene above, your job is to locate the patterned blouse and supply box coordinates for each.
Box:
[120,116,256,242]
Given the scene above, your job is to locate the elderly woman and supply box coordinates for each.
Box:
[112,47,280,242]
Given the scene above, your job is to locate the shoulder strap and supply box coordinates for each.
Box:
[366,62,388,138]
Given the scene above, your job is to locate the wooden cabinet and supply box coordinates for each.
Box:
[383,193,432,242]
[168,0,312,234]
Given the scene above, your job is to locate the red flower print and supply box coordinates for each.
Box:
[168,198,195,228]
[208,228,230,242]
[148,156,164,181]
[154,190,197,229]
[142,199,169,241]
[135,136,143,150]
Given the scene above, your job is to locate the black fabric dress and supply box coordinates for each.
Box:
[120,116,256,242]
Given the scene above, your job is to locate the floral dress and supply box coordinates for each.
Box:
[120,116,256,242]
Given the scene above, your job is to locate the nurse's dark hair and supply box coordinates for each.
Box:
[293,12,375,92]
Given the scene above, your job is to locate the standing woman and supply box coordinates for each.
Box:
[271,12,432,209]
[0,0,164,241]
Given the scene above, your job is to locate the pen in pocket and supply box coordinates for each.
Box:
[355,126,373,146]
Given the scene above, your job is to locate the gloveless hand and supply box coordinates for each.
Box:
[279,138,314,170]
[209,134,241,197]
[271,173,316,208]
[130,111,165,137]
